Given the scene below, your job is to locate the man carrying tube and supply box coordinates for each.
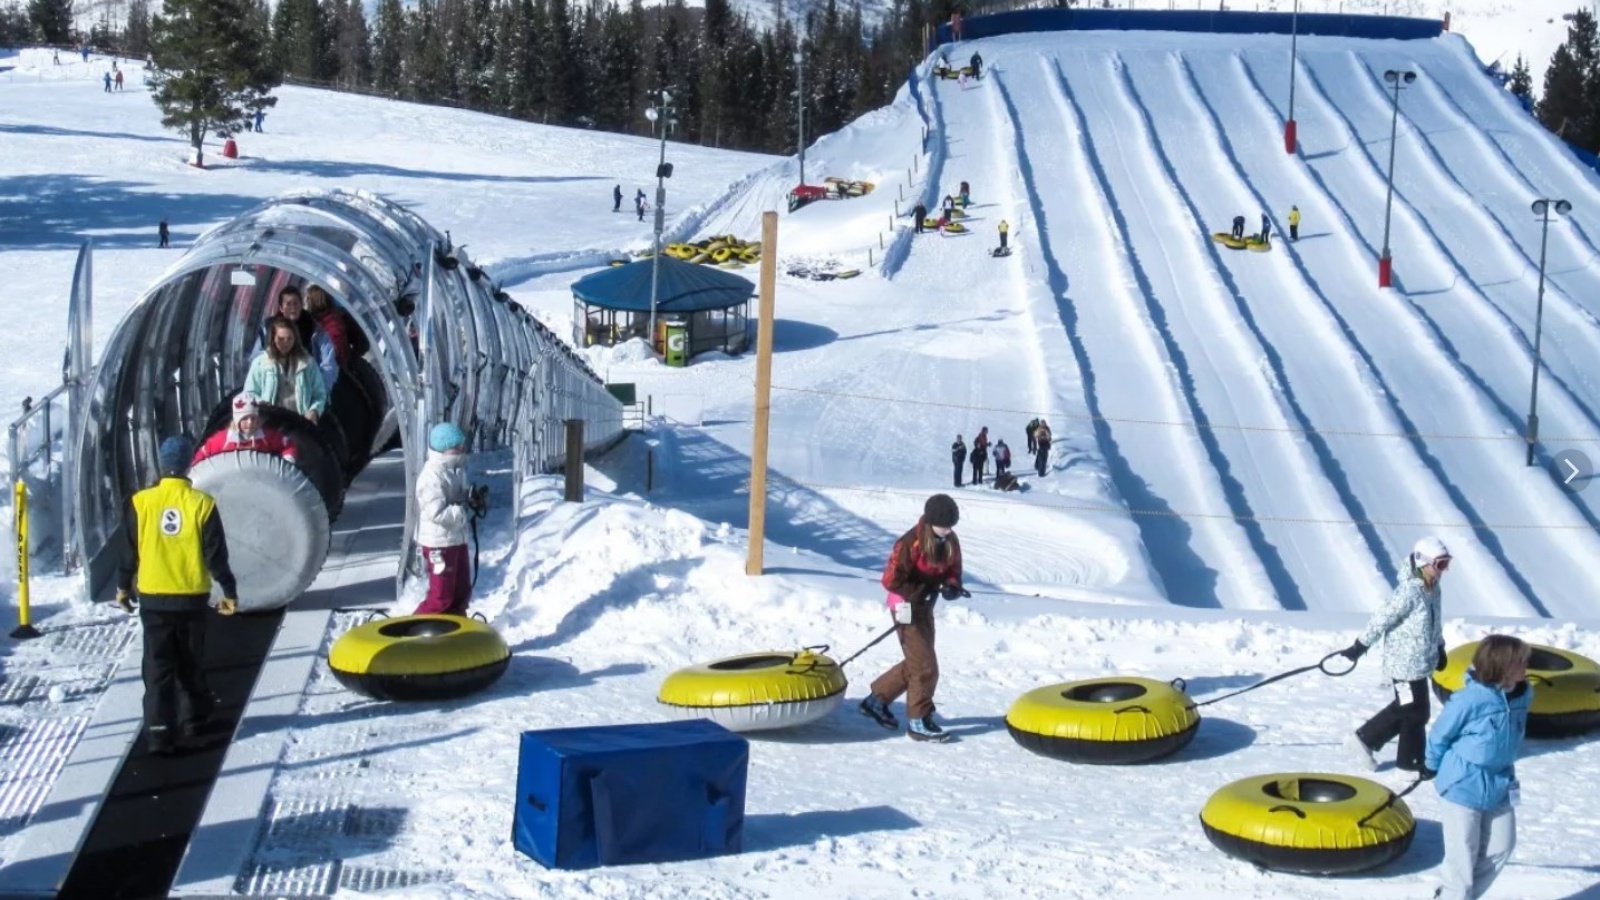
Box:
[115,436,239,756]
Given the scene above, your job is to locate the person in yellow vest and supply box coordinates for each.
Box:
[1288,205,1301,241]
[998,219,1010,252]
[115,435,239,756]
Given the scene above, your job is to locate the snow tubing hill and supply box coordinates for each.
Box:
[1005,677,1199,764]
[189,451,330,613]
[1200,773,1415,875]
[657,649,846,732]
[329,614,511,701]
[1433,643,1600,737]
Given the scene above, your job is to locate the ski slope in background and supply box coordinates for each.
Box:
[2,23,1600,899]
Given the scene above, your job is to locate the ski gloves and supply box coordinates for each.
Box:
[939,583,971,601]
[1435,644,1448,672]
[117,590,238,615]
[1338,640,1367,663]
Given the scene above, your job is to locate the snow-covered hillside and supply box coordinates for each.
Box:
[3,20,1600,900]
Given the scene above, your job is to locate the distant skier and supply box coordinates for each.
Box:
[970,442,988,485]
[1260,213,1272,245]
[52,50,60,65]
[1033,420,1052,477]
[636,189,647,222]
[613,184,623,213]
[103,71,112,92]
[950,9,963,41]
[913,201,927,234]
[1230,215,1245,240]
[1025,417,1040,454]
[158,217,170,248]
[958,181,971,206]
[970,52,983,80]
[951,435,966,488]
[114,69,123,90]
[1288,205,1300,241]
[998,219,1009,252]
[80,46,89,62]
[942,194,956,215]
[254,109,265,132]
[994,439,1011,477]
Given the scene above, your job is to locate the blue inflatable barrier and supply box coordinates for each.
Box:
[513,719,749,870]
[934,9,1442,49]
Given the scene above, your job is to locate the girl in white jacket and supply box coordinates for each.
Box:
[414,422,481,615]
[1340,536,1451,773]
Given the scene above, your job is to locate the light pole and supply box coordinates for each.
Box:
[645,89,676,354]
[1526,197,1572,466]
[795,44,807,186]
[1285,0,1300,154]
[1377,68,1416,288]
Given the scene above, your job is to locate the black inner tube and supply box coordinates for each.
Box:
[1528,648,1575,672]
[378,618,463,638]
[708,654,792,671]
[1063,682,1147,703]
[1264,779,1358,804]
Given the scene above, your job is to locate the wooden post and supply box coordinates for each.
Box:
[563,419,584,502]
[746,211,778,576]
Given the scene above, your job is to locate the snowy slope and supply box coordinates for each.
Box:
[3,23,1600,900]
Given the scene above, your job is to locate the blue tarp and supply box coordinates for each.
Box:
[935,10,1443,48]
[572,256,754,313]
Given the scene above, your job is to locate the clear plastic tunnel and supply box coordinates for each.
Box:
[73,189,624,605]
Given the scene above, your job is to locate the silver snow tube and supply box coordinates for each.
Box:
[189,451,331,612]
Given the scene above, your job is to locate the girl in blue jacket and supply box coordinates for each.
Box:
[1424,634,1532,900]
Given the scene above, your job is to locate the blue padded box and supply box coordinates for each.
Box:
[512,719,749,869]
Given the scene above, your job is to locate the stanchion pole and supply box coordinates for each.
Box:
[12,481,40,639]
[747,211,779,576]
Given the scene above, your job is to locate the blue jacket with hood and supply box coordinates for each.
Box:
[1425,671,1531,810]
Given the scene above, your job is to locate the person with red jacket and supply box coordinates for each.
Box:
[860,494,968,742]
[304,285,350,367]
[191,394,297,467]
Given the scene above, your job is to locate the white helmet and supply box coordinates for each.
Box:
[1411,536,1450,568]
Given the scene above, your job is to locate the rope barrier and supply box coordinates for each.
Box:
[765,382,1600,444]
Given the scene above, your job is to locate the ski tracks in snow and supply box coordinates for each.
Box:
[1236,48,1600,617]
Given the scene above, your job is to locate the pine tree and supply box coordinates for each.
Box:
[1538,44,1590,146]
[371,0,405,95]
[0,3,32,46]
[330,0,369,89]
[273,0,329,82]
[1508,54,1533,103]
[148,0,280,167]
[27,0,71,43]
[544,0,577,122]
[123,0,152,57]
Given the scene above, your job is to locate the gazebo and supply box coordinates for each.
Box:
[572,257,754,364]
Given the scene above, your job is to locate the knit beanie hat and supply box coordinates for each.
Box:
[923,493,959,529]
[231,392,259,424]
[429,422,466,453]
[158,435,194,476]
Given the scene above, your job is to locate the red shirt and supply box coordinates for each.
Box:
[192,427,298,466]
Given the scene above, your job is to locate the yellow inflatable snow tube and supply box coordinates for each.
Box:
[1212,232,1247,250]
[1201,773,1415,874]
[1434,642,1600,737]
[1246,237,1272,252]
[1006,677,1199,764]
[658,648,847,733]
[942,222,968,234]
[711,246,733,263]
[665,243,696,260]
[329,614,510,701]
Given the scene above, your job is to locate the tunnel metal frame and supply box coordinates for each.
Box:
[62,188,624,604]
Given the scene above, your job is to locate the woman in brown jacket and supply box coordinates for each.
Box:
[860,494,967,742]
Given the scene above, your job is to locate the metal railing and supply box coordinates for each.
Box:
[8,382,71,566]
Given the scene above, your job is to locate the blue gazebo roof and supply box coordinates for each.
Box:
[572,257,754,313]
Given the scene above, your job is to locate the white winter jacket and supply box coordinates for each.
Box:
[415,450,470,548]
[1358,562,1444,683]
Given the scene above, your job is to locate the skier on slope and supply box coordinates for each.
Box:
[951,435,966,488]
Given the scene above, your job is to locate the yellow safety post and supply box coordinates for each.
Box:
[12,480,40,639]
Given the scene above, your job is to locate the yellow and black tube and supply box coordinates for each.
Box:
[1006,677,1199,764]
[329,614,510,701]
[1200,773,1415,875]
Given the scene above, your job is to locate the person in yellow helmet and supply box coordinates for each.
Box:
[115,435,239,756]
[998,219,1010,252]
[1288,205,1301,241]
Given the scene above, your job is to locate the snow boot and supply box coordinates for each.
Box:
[1344,732,1377,772]
[146,725,176,757]
[908,715,951,743]
[859,695,898,730]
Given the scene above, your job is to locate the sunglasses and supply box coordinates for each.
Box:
[1431,557,1451,572]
